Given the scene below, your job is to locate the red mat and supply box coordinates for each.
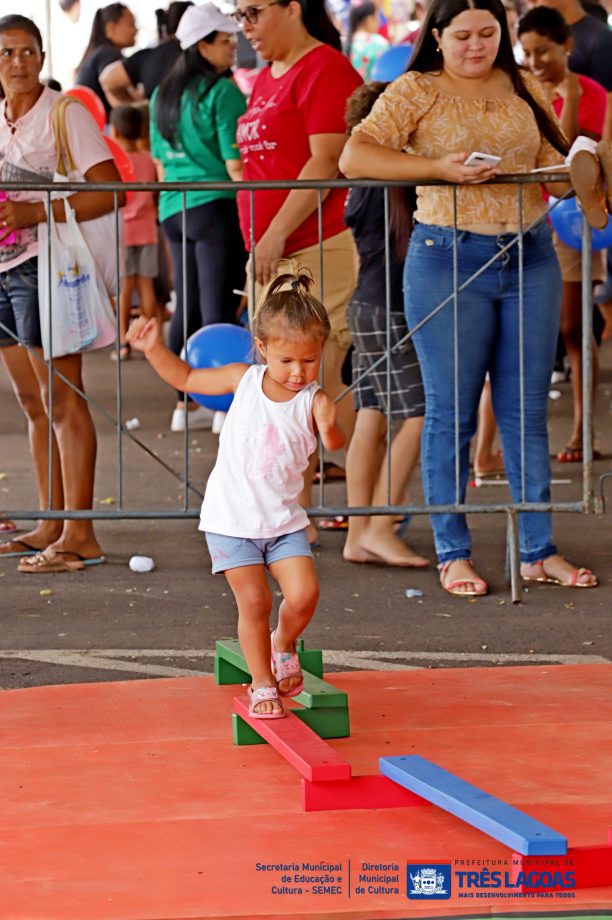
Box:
[1,664,611,919]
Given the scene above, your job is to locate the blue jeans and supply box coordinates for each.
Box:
[0,257,41,348]
[404,222,562,564]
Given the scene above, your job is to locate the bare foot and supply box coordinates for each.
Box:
[439,559,488,596]
[0,524,61,556]
[521,555,597,587]
[344,532,429,568]
[0,520,17,533]
[474,450,504,475]
[44,536,104,561]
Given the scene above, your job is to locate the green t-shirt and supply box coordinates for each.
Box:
[150,77,246,222]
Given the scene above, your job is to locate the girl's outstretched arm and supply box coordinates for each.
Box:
[126,317,249,395]
[312,390,345,452]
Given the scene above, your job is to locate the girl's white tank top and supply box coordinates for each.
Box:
[199,364,319,539]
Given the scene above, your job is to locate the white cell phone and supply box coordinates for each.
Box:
[464,151,501,167]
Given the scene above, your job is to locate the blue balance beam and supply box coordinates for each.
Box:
[379,755,567,856]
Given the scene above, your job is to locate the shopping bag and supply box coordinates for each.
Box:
[38,198,117,359]
[51,95,124,298]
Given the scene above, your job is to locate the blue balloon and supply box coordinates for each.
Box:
[370,45,413,82]
[549,196,612,252]
[183,323,253,412]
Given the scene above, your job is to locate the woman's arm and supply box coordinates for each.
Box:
[127,317,249,394]
[226,158,243,182]
[0,160,126,239]
[99,60,143,107]
[340,129,500,184]
[251,132,347,285]
[312,389,345,452]
[555,73,582,144]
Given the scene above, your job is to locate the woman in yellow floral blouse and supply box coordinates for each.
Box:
[340,0,598,594]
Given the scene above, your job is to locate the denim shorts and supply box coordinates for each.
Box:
[205,529,312,574]
[0,257,41,348]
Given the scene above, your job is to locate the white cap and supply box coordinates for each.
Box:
[175,2,240,49]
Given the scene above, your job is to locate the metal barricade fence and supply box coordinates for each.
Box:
[0,174,605,599]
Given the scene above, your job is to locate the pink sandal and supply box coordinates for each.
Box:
[438,560,488,597]
[521,559,598,588]
[248,685,286,719]
[270,630,304,697]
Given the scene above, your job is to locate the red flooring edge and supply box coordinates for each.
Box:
[1,664,611,919]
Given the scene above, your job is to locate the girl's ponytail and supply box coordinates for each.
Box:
[254,268,331,342]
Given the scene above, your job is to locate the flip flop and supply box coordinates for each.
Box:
[317,515,348,531]
[596,138,612,210]
[556,446,603,463]
[18,549,107,574]
[0,521,18,533]
[0,539,42,559]
[569,151,608,230]
[248,685,286,719]
[473,467,506,478]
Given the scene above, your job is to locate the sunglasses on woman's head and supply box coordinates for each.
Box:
[232,0,283,24]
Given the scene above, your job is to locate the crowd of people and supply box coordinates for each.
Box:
[1,0,611,709]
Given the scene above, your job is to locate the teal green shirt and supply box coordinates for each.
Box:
[150,77,246,222]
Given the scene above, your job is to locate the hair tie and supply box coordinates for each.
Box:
[291,279,301,291]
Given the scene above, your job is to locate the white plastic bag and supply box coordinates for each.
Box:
[38,199,117,359]
[50,95,124,298]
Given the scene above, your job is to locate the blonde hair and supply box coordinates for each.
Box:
[253,269,331,344]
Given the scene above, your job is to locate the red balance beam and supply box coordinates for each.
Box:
[302,774,433,812]
[512,830,612,892]
[233,696,352,782]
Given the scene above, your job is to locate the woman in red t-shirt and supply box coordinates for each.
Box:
[519,6,607,463]
[234,0,362,536]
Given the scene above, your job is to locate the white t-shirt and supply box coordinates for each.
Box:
[0,86,112,273]
[199,364,320,539]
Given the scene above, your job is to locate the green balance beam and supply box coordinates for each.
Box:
[215,639,347,710]
[232,705,350,745]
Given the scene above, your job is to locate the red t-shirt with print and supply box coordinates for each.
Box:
[237,44,362,254]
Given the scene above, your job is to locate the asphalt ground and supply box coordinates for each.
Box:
[0,341,611,690]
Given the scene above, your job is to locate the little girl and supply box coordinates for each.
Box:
[127,271,345,719]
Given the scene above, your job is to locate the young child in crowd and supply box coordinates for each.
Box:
[110,105,161,359]
[127,271,345,718]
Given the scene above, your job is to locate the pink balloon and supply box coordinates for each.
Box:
[65,86,107,131]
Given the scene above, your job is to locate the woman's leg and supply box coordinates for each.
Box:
[558,280,599,453]
[29,350,102,558]
[404,227,495,566]
[135,275,163,324]
[118,275,135,348]
[364,415,429,565]
[0,345,63,552]
[224,564,282,715]
[473,379,503,475]
[191,200,245,328]
[163,217,199,355]
[489,226,560,564]
[343,408,386,561]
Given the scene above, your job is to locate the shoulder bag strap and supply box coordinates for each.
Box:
[52,97,79,177]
